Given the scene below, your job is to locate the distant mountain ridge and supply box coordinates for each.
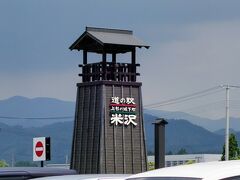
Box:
[144,114,224,154]
[145,109,240,132]
[0,121,73,164]
[214,128,237,135]
[0,96,236,164]
[0,116,225,164]
[0,96,75,127]
[1,96,240,132]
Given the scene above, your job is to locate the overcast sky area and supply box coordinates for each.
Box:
[1,0,240,119]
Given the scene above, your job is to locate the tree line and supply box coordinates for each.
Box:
[221,133,240,160]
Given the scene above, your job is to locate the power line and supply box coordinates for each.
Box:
[144,86,223,108]
[0,86,239,120]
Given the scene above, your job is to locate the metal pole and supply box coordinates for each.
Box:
[41,161,44,167]
[220,84,240,161]
[225,85,230,161]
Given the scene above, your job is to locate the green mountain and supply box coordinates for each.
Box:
[145,109,240,132]
[0,96,74,127]
[0,121,73,164]
[0,115,225,165]
[144,114,224,154]
[0,96,227,165]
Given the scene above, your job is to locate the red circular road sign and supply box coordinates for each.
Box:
[35,141,44,157]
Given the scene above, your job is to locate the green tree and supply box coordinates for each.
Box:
[177,148,187,155]
[0,160,9,167]
[185,160,195,165]
[221,133,240,160]
[148,161,155,171]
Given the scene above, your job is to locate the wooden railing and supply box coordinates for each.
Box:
[79,62,140,82]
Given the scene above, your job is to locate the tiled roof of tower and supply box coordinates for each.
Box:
[69,27,149,53]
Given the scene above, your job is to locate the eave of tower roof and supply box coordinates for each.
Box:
[69,27,149,53]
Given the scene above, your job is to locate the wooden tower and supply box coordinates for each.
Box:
[70,27,149,174]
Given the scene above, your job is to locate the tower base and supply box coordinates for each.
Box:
[71,81,147,174]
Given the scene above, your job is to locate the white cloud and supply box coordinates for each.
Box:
[1,20,240,119]
[141,20,240,118]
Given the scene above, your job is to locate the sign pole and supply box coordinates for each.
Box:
[41,161,44,167]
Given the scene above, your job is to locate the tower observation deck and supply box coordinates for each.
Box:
[70,27,149,82]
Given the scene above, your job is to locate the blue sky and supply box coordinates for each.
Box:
[1,0,240,119]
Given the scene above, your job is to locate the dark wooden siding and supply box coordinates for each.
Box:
[71,81,147,174]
